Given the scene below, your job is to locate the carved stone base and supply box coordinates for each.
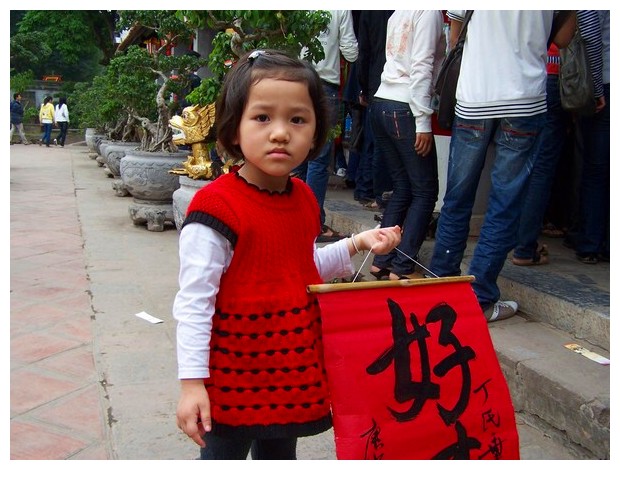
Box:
[128,200,174,232]
[112,179,130,197]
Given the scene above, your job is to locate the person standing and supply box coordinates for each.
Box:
[54,97,69,147]
[429,10,576,322]
[570,10,610,264]
[368,10,446,281]
[10,92,30,145]
[295,10,358,241]
[355,10,393,209]
[173,49,401,459]
[38,96,55,147]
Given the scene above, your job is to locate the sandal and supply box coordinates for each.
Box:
[369,267,391,280]
[542,223,566,238]
[576,253,598,265]
[511,244,549,266]
[316,225,347,243]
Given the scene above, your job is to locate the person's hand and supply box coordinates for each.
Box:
[176,379,211,447]
[355,225,401,255]
[595,96,606,113]
[414,132,433,157]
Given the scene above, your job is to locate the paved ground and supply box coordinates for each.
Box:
[8,142,614,473]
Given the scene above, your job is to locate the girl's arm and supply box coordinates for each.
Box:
[315,226,401,280]
[174,222,231,446]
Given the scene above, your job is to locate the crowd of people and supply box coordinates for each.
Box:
[9,93,70,147]
[302,10,609,322]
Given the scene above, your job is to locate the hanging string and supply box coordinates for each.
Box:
[394,247,439,278]
[352,247,374,283]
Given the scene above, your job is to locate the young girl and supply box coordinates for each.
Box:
[174,49,401,460]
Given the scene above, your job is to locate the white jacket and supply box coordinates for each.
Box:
[308,10,358,86]
[374,10,446,133]
[55,104,69,123]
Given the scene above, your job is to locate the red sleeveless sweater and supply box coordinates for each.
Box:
[183,172,331,438]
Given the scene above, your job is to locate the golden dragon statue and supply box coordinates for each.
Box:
[169,103,237,180]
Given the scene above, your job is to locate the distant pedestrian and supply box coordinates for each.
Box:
[38,96,55,147]
[54,97,69,147]
[10,92,30,145]
[173,49,401,460]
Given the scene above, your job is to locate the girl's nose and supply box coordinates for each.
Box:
[269,122,290,143]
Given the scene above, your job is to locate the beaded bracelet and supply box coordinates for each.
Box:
[350,233,362,255]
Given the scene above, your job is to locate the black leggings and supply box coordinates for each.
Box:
[199,433,297,460]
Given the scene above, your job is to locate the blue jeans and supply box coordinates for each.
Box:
[353,106,374,201]
[514,75,571,260]
[200,432,297,460]
[371,98,438,275]
[293,82,340,225]
[430,114,544,308]
[41,123,53,146]
[573,83,610,257]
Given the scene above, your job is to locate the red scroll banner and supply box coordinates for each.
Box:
[308,276,519,460]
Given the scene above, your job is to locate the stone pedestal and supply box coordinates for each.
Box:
[172,175,211,230]
[120,150,186,232]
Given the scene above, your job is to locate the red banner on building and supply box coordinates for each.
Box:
[310,277,519,460]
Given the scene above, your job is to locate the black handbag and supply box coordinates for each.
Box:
[434,11,473,130]
[559,28,597,116]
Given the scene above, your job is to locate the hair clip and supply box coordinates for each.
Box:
[248,50,267,62]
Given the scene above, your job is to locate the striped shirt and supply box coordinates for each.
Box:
[447,10,553,120]
[577,10,605,99]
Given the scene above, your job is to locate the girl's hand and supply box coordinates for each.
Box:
[176,379,211,447]
[355,225,401,255]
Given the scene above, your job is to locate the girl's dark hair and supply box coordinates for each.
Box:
[44,96,53,104]
[216,49,328,161]
[58,97,67,106]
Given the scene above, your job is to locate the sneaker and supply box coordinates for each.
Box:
[336,168,347,178]
[483,300,518,322]
[53,139,58,146]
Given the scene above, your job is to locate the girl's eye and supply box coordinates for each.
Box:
[291,116,305,124]
[255,114,269,122]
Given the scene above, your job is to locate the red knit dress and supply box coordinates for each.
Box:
[183,171,332,439]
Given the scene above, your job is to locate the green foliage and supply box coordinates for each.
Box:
[10,71,36,97]
[180,10,330,106]
[12,11,116,82]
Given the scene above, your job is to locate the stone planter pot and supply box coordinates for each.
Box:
[85,128,106,159]
[94,138,112,166]
[172,175,211,230]
[100,142,140,197]
[120,150,186,232]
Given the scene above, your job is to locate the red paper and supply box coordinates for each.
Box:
[317,280,520,460]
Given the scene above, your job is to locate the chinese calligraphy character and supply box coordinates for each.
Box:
[361,418,385,459]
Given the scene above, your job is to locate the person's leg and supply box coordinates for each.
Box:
[251,438,297,460]
[468,114,545,308]
[43,123,52,146]
[574,83,610,261]
[369,99,410,272]
[430,117,495,277]
[306,83,339,227]
[372,99,437,276]
[514,75,568,263]
[199,432,252,460]
[10,123,16,143]
[18,123,29,144]
[354,107,374,202]
[59,122,68,146]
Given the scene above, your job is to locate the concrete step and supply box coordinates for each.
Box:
[323,182,610,459]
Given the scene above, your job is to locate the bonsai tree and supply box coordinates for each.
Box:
[112,10,208,151]
[179,10,331,106]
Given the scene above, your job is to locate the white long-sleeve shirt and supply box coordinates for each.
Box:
[55,103,69,122]
[309,10,359,86]
[374,10,446,133]
[174,223,355,379]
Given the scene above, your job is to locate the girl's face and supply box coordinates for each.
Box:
[234,77,316,192]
